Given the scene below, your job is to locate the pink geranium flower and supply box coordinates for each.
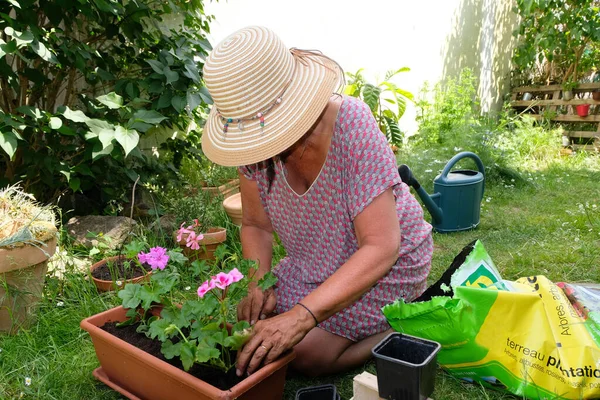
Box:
[228,268,243,283]
[211,272,233,289]
[197,281,212,298]
[138,246,170,270]
[176,222,194,242]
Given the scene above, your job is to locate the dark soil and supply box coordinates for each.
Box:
[101,321,243,390]
[91,259,148,281]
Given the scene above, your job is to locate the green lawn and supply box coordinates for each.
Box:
[1,149,599,400]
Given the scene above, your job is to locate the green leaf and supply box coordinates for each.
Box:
[114,126,139,157]
[186,91,201,112]
[16,106,43,119]
[126,82,139,99]
[163,67,179,85]
[92,142,114,160]
[132,110,167,125]
[363,84,381,113]
[49,117,62,130]
[97,92,123,109]
[167,249,187,265]
[195,342,220,363]
[148,318,172,341]
[98,127,115,149]
[383,116,403,147]
[0,130,18,158]
[171,96,186,113]
[223,329,251,350]
[139,285,162,310]
[62,106,89,123]
[7,0,21,8]
[257,271,278,291]
[213,245,229,262]
[118,284,143,309]
[180,341,197,371]
[0,40,17,58]
[96,68,115,81]
[191,260,209,277]
[146,60,165,75]
[183,63,200,83]
[160,306,188,329]
[161,340,181,359]
[157,91,173,109]
[198,87,213,105]
[31,40,57,63]
[69,177,81,192]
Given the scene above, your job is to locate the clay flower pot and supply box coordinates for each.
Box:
[174,227,227,262]
[576,104,590,117]
[81,306,295,400]
[90,255,152,292]
[223,193,242,226]
[593,91,600,101]
[0,236,57,334]
[201,179,240,200]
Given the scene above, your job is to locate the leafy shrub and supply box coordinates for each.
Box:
[345,68,413,147]
[0,0,214,212]
[414,68,479,145]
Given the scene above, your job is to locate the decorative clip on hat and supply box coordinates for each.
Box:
[202,26,343,167]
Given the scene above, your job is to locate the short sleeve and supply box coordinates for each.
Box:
[238,164,257,181]
[345,100,401,220]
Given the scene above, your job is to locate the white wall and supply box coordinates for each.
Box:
[204,0,517,134]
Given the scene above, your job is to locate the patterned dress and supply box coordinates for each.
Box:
[240,96,433,341]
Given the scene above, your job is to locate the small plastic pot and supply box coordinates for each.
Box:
[295,384,340,400]
[576,104,590,117]
[372,332,441,400]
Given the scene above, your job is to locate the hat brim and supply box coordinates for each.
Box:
[201,56,340,167]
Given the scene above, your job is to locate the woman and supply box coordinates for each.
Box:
[201,26,433,377]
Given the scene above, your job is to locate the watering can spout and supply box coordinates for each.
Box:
[398,165,443,224]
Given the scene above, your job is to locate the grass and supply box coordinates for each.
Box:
[1,146,599,399]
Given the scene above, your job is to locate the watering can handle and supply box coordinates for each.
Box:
[439,152,485,196]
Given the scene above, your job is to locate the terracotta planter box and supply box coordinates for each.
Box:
[201,179,240,199]
[81,306,295,400]
[90,256,152,292]
[174,227,227,262]
[0,237,57,333]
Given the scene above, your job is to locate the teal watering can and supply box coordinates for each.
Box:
[399,152,485,233]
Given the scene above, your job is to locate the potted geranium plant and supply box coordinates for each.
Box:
[81,244,292,400]
[166,191,228,262]
[89,239,154,292]
[0,184,58,333]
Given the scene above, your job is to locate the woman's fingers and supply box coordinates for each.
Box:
[261,289,277,319]
[236,334,262,376]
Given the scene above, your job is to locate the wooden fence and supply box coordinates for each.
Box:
[510,83,600,151]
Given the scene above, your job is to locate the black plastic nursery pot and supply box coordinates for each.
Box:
[295,384,340,400]
[372,332,441,400]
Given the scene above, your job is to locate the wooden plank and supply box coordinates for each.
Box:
[513,83,600,93]
[549,90,561,112]
[564,131,600,139]
[572,144,599,151]
[351,372,434,400]
[527,114,600,122]
[511,99,600,107]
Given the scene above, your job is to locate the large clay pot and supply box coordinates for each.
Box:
[90,256,152,292]
[81,306,295,400]
[175,227,227,262]
[0,236,57,333]
[201,179,240,200]
[223,193,242,226]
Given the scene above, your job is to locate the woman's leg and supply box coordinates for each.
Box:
[290,326,393,377]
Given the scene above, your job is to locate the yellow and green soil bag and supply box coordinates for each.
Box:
[383,240,600,399]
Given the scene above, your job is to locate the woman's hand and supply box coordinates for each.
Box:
[237,285,277,325]
[236,305,315,376]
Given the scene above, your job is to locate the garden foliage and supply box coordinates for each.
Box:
[345,68,413,147]
[0,0,214,211]
[512,0,600,85]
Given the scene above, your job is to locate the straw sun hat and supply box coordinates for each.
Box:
[201,26,344,167]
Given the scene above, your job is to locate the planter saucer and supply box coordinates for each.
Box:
[93,367,142,400]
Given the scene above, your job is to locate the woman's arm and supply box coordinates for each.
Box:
[236,187,400,375]
[237,171,277,323]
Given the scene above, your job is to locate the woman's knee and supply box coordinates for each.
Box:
[290,345,335,377]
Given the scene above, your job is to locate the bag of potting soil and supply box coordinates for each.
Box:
[382,240,600,400]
